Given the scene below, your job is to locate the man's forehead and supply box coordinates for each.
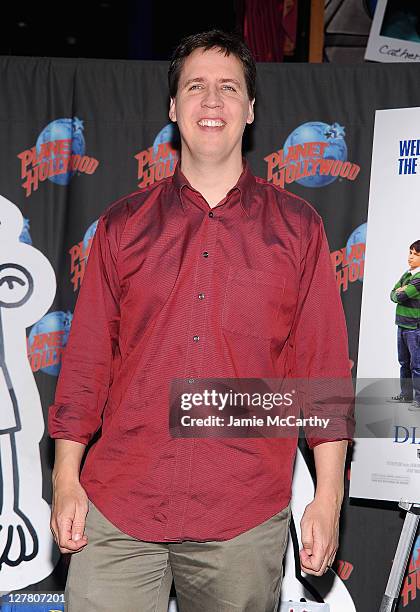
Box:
[180,48,244,81]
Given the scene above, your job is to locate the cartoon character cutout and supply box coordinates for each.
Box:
[0,194,57,589]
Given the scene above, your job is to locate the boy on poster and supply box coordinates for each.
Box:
[390,240,420,409]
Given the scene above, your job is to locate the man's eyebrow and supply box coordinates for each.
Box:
[183,77,242,88]
[219,78,241,87]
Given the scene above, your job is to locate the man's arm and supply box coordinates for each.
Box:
[48,211,124,445]
[48,205,127,553]
[289,204,354,575]
[50,440,88,553]
[300,440,348,575]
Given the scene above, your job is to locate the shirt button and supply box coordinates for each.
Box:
[188,378,195,384]
[198,292,205,300]
[208,211,214,218]
[193,335,200,342]
[203,251,209,258]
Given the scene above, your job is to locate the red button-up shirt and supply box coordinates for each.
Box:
[48,159,353,542]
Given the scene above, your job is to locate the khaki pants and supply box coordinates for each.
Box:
[65,499,291,612]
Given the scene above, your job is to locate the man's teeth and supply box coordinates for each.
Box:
[198,119,225,127]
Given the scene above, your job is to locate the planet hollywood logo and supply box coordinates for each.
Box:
[336,559,354,581]
[135,123,179,188]
[17,117,99,197]
[331,222,366,294]
[69,219,98,292]
[27,311,73,376]
[264,121,360,189]
[401,534,420,607]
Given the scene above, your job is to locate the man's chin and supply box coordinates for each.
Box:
[193,147,231,160]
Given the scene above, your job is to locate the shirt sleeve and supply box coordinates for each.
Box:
[390,273,414,303]
[289,206,355,449]
[48,209,124,445]
[393,276,420,302]
[390,276,403,303]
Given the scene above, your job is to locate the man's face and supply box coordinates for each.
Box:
[169,47,255,162]
[408,248,420,270]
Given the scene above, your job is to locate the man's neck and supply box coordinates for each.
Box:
[180,155,244,208]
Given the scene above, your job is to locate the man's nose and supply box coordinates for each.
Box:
[201,86,223,108]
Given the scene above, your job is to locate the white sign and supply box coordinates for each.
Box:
[350,106,420,503]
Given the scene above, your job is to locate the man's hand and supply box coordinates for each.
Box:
[299,497,340,576]
[396,285,408,292]
[50,478,89,554]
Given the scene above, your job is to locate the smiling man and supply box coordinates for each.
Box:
[167,43,254,204]
[49,30,354,612]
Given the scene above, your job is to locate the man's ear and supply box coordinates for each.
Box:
[169,98,177,122]
[246,98,255,125]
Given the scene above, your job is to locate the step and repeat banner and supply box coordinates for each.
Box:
[1,56,420,611]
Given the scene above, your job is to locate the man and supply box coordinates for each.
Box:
[49,29,354,612]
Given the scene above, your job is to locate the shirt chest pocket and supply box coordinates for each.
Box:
[221,265,286,340]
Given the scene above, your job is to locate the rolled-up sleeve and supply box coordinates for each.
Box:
[48,210,123,445]
[290,206,355,449]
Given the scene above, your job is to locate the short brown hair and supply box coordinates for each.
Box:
[168,29,256,101]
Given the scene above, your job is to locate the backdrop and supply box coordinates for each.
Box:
[1,56,420,611]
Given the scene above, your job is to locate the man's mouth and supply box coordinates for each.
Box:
[197,119,226,128]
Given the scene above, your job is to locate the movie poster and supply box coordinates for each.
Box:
[351,106,420,503]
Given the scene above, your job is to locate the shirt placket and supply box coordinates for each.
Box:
[164,206,220,540]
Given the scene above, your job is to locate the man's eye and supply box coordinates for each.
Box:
[189,84,202,90]
[223,85,236,91]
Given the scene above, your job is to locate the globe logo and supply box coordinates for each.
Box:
[153,123,179,173]
[283,121,348,188]
[28,311,73,376]
[346,222,367,282]
[19,218,32,245]
[35,117,85,186]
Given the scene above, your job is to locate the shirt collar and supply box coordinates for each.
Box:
[172,157,255,218]
[409,267,420,276]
